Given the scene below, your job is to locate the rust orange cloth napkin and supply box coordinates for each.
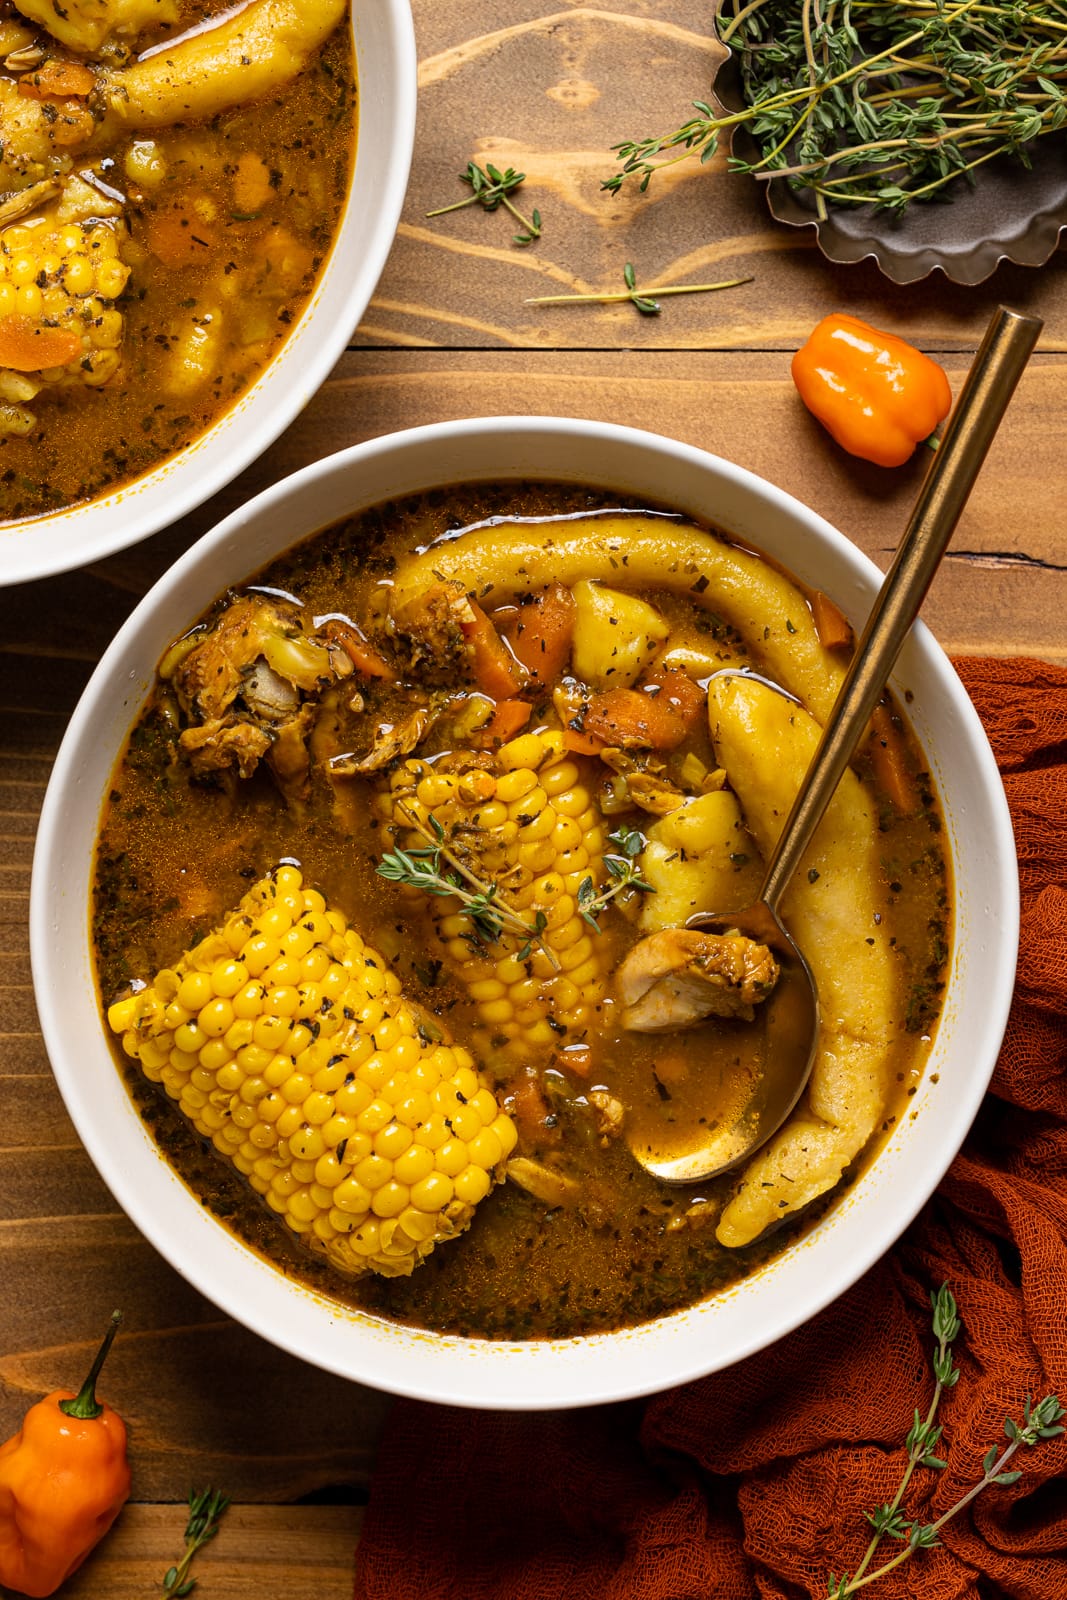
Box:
[353,659,1067,1600]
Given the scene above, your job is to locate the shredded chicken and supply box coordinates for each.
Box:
[327,707,437,776]
[163,595,354,802]
[615,926,780,1032]
[588,1090,625,1145]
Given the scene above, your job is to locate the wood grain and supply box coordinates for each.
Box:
[16,1505,364,1600]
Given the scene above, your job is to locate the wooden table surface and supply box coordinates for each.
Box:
[3,2,1065,1595]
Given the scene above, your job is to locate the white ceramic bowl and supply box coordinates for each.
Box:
[30,418,1019,1408]
[0,2,416,587]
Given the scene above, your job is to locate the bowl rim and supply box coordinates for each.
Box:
[0,0,417,587]
[30,416,1021,1407]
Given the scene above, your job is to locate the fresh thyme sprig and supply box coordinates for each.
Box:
[826,1286,1063,1596]
[527,261,752,314]
[427,161,542,245]
[604,0,1067,214]
[576,825,653,928]
[378,806,557,967]
[161,1487,230,1599]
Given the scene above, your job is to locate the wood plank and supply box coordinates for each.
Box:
[4,350,1059,660]
[360,2,1067,353]
[63,349,1064,661]
[0,1238,392,1499]
[3,1503,365,1600]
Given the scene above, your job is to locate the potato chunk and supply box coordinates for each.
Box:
[571,579,670,689]
[638,789,761,932]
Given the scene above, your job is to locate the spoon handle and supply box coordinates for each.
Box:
[762,304,1042,915]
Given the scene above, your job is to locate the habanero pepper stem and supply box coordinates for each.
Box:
[0,1311,131,1599]
[791,313,953,469]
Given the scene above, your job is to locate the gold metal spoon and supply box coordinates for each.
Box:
[628,304,1042,1186]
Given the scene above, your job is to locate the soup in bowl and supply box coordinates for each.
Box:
[30,418,1018,1406]
[0,0,415,583]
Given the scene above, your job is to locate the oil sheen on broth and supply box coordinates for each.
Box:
[0,0,355,522]
[93,483,951,1339]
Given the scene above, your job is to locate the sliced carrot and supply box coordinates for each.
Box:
[17,60,95,100]
[322,619,395,681]
[471,698,532,748]
[143,203,218,269]
[460,600,525,698]
[0,315,81,373]
[868,703,917,814]
[506,1069,559,1142]
[811,589,854,652]
[496,582,577,687]
[582,667,705,751]
[562,726,606,757]
[644,666,706,733]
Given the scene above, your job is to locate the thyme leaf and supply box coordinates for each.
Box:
[161,1487,230,1598]
[827,1285,1063,1595]
[427,161,542,244]
[527,262,752,312]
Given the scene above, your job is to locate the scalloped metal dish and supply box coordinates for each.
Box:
[713,29,1067,285]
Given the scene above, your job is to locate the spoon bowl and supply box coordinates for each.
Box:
[627,304,1042,1186]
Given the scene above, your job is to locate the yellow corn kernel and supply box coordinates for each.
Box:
[0,197,130,405]
[108,867,516,1279]
[380,731,610,1060]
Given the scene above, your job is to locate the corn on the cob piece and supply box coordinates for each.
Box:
[107,865,517,1278]
[0,186,130,433]
[377,729,611,1062]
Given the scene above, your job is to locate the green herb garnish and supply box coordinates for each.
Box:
[427,161,542,245]
[605,0,1067,216]
[378,807,556,966]
[576,825,653,928]
[826,1286,1063,1596]
[161,1487,230,1598]
[527,261,751,313]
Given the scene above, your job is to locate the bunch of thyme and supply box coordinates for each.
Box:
[577,825,653,927]
[826,1285,1063,1595]
[605,0,1067,214]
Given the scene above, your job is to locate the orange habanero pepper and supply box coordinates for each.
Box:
[792,313,952,468]
[0,1312,131,1598]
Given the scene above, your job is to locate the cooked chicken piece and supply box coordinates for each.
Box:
[240,660,301,723]
[624,770,688,816]
[162,594,353,801]
[615,926,780,1032]
[167,596,337,719]
[178,718,271,781]
[265,704,317,794]
[15,0,178,55]
[588,1089,625,1145]
[327,707,437,776]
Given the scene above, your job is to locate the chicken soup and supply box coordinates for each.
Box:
[95,483,950,1338]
